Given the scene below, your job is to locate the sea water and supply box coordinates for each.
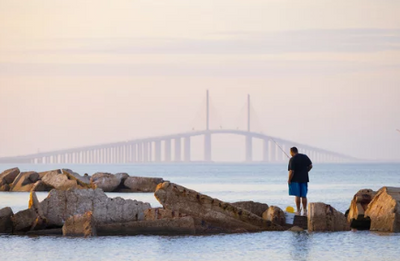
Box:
[0,163,399,261]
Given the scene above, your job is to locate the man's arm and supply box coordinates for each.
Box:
[308,164,313,172]
[288,170,294,184]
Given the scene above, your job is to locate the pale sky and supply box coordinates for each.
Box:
[0,0,400,161]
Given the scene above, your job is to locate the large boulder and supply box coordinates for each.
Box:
[10,171,39,192]
[232,201,269,217]
[38,169,61,180]
[96,216,196,236]
[62,169,91,188]
[347,189,376,230]
[124,176,164,192]
[62,211,97,237]
[40,188,151,227]
[0,207,14,234]
[0,167,20,188]
[90,173,121,192]
[41,170,78,190]
[262,206,286,226]
[11,208,37,232]
[154,182,283,232]
[31,180,53,192]
[308,202,350,232]
[144,208,187,220]
[364,187,400,232]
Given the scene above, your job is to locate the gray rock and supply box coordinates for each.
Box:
[40,188,151,227]
[62,169,91,187]
[12,208,37,232]
[0,207,14,234]
[41,170,78,190]
[124,176,164,192]
[232,201,269,217]
[62,211,96,237]
[90,172,121,192]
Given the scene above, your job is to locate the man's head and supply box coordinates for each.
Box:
[290,147,298,157]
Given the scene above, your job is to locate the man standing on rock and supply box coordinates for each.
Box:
[288,147,313,216]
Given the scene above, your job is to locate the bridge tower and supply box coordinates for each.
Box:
[245,94,253,162]
[204,90,212,162]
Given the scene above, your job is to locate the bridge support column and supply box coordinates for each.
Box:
[137,143,143,162]
[143,142,149,162]
[269,141,276,162]
[148,142,153,162]
[263,139,269,162]
[155,141,161,162]
[245,135,252,162]
[184,137,191,162]
[204,133,211,162]
[132,144,137,163]
[165,139,171,162]
[175,138,181,162]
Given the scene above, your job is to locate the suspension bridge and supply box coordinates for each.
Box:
[0,90,356,164]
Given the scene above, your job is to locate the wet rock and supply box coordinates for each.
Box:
[12,208,37,232]
[308,202,350,232]
[97,216,196,236]
[364,187,400,232]
[262,206,286,226]
[124,176,165,192]
[0,167,20,187]
[41,170,78,190]
[62,211,97,237]
[347,189,376,230]
[10,171,39,192]
[40,188,151,227]
[154,182,283,232]
[231,201,269,217]
[90,172,121,192]
[0,207,14,234]
[62,169,91,188]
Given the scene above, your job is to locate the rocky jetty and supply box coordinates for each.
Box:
[346,188,376,230]
[0,167,165,193]
[308,202,350,232]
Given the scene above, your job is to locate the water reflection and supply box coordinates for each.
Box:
[289,231,311,261]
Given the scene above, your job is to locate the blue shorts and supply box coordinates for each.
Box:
[289,182,308,198]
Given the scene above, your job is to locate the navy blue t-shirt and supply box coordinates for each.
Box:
[288,153,312,183]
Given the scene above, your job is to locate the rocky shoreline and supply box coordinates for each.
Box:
[0,167,399,237]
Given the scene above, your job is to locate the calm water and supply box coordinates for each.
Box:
[0,163,399,261]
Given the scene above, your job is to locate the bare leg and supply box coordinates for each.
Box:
[302,197,307,215]
[295,196,301,214]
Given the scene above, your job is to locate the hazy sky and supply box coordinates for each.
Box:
[1,0,400,161]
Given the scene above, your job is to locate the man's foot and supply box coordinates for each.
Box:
[295,209,301,216]
[302,209,307,216]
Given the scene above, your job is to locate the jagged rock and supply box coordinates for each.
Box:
[124,176,165,192]
[308,202,350,232]
[262,206,286,226]
[0,207,13,234]
[62,211,96,237]
[364,187,400,232]
[62,169,91,187]
[31,180,53,192]
[40,188,151,227]
[144,208,187,220]
[90,172,121,192]
[29,191,46,220]
[38,169,61,180]
[97,216,196,236]
[347,189,376,230]
[154,182,283,232]
[0,184,10,191]
[232,201,269,217]
[12,208,37,232]
[41,170,78,190]
[10,171,39,192]
[0,167,20,187]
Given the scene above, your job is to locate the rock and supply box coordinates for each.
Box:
[29,191,46,221]
[10,171,39,192]
[0,207,14,234]
[308,202,350,232]
[97,216,196,236]
[40,188,151,227]
[144,208,187,220]
[0,167,20,186]
[62,211,97,237]
[115,173,129,182]
[38,169,61,180]
[26,228,62,236]
[31,180,53,192]
[288,226,304,232]
[364,187,400,232]
[90,172,121,192]
[262,206,286,226]
[0,184,10,191]
[11,208,37,232]
[154,182,283,232]
[124,176,165,192]
[62,169,91,188]
[231,201,269,217]
[41,170,78,190]
[347,189,376,230]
